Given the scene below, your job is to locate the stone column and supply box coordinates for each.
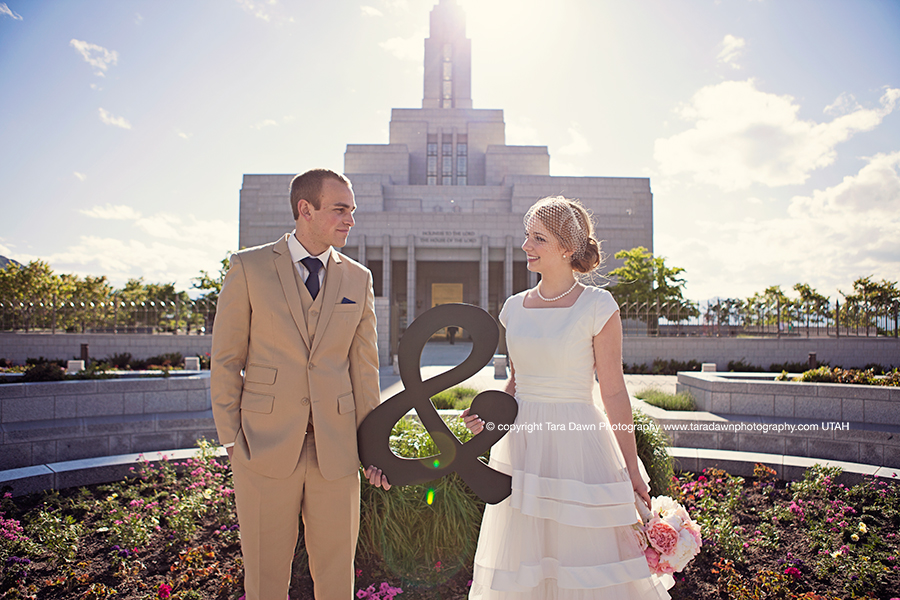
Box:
[382,235,391,301]
[480,235,490,310]
[357,234,366,267]
[407,235,416,328]
[504,235,513,300]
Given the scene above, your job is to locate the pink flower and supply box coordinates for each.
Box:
[157,583,173,599]
[646,518,679,555]
[644,547,660,570]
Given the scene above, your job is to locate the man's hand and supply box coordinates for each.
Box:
[364,465,391,490]
[460,407,485,435]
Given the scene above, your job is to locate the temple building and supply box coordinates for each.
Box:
[238,0,653,364]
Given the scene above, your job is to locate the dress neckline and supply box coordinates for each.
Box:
[521,286,588,310]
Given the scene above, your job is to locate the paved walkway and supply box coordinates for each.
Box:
[379,341,676,401]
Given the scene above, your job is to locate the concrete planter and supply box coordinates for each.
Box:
[669,372,900,469]
[0,374,215,471]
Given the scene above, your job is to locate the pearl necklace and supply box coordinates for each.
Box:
[536,280,579,302]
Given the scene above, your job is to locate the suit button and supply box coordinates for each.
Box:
[301,397,310,406]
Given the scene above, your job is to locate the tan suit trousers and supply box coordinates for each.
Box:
[233,431,361,600]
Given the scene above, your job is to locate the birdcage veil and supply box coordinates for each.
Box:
[524,196,589,259]
[524,196,605,281]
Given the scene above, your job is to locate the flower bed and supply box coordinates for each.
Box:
[1,440,898,598]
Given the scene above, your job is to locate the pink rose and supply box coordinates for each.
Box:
[644,547,660,570]
[646,517,679,555]
[656,558,676,574]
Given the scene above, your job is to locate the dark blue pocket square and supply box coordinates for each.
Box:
[340,297,356,304]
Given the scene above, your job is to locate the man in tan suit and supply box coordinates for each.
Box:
[211,168,390,600]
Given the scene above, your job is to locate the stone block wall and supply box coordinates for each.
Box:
[0,332,213,366]
[666,372,900,468]
[0,375,216,471]
[623,337,900,370]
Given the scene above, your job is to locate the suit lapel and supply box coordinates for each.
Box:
[309,252,344,357]
[273,236,312,350]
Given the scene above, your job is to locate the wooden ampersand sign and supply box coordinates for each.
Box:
[357,303,518,504]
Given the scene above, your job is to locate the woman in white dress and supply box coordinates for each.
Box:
[462,196,671,599]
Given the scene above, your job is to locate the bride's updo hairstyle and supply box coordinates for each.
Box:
[525,196,602,274]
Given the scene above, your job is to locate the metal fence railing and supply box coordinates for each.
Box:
[0,296,217,335]
[618,299,899,338]
[1,295,898,338]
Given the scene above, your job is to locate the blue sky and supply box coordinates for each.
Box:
[1,0,898,301]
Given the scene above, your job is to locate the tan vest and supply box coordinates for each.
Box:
[294,264,325,428]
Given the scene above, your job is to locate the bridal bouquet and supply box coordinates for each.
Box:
[633,495,702,576]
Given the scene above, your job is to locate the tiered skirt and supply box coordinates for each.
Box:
[469,399,672,600]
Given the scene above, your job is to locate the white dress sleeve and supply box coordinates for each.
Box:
[591,288,620,336]
[498,296,513,328]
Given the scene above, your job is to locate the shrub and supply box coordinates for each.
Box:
[105,352,132,369]
[356,416,482,585]
[20,361,65,382]
[635,388,697,411]
[146,353,183,368]
[430,386,478,410]
[727,358,766,372]
[623,359,701,375]
[788,366,897,386]
[632,409,674,497]
[25,357,65,368]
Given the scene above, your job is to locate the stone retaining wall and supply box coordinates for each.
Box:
[624,336,899,370]
[668,372,900,468]
[4,332,897,371]
[0,375,216,471]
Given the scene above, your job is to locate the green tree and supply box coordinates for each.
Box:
[793,283,830,335]
[192,254,231,302]
[609,247,691,306]
[191,254,231,333]
[608,247,697,327]
[0,260,57,331]
[839,276,899,333]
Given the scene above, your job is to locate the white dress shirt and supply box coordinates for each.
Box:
[288,230,332,291]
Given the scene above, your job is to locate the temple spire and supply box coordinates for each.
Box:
[422,0,472,109]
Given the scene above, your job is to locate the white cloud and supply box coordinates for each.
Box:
[0,2,22,19]
[654,80,900,191]
[557,125,592,156]
[70,39,117,76]
[59,209,238,289]
[662,152,900,300]
[98,108,132,129]
[134,214,182,239]
[73,172,87,181]
[0,239,13,256]
[175,129,191,140]
[235,0,293,24]
[251,119,278,130]
[379,28,426,61]
[717,34,745,69]
[824,92,861,117]
[79,205,235,250]
[134,13,143,25]
[80,204,142,220]
[361,5,383,17]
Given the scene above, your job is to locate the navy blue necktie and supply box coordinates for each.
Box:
[300,257,323,300]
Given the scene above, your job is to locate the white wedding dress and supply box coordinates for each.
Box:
[469,286,671,599]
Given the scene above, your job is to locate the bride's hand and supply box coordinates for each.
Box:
[460,408,484,435]
[631,471,651,510]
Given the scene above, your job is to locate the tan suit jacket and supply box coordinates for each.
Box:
[211,233,380,480]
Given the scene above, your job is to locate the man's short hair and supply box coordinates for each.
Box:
[289,169,352,219]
